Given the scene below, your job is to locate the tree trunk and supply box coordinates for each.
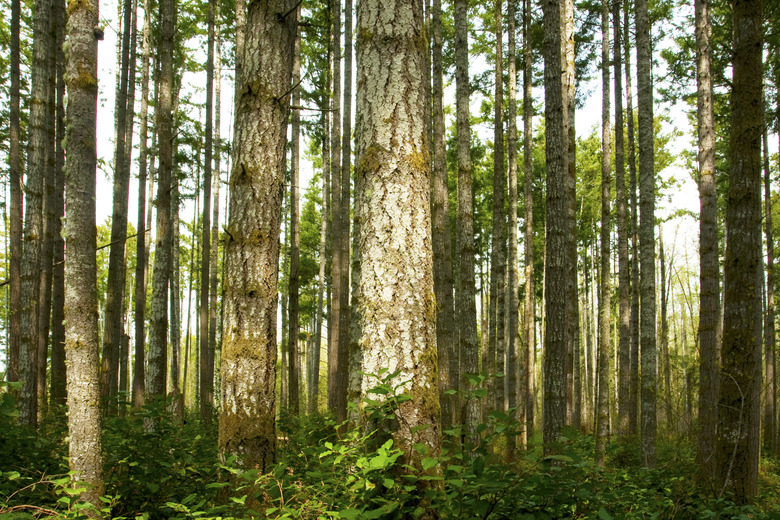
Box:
[63,0,104,505]
[19,0,53,427]
[7,0,22,387]
[288,23,302,415]
[624,0,640,438]
[635,0,656,467]
[715,0,763,502]
[489,0,507,414]
[354,0,439,465]
[209,18,223,417]
[613,0,630,438]
[219,0,295,471]
[49,0,67,406]
[455,0,479,436]
[763,127,776,457]
[102,0,134,412]
[506,0,520,442]
[147,0,176,400]
[660,228,672,428]
[542,0,567,448]
[595,0,611,466]
[133,0,152,410]
[170,161,181,401]
[522,0,535,444]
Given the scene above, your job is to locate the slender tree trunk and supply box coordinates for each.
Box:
[63,0,104,504]
[635,0,656,466]
[208,20,223,417]
[102,0,134,412]
[624,0,640,437]
[49,0,67,406]
[715,0,763,502]
[455,0,479,437]
[219,0,295,471]
[506,0,520,441]
[522,0,535,444]
[147,0,176,400]
[542,0,567,448]
[613,0,630,438]
[764,127,777,457]
[133,0,152,410]
[7,0,22,386]
[659,228,672,428]
[595,0,611,465]
[354,0,439,466]
[170,164,181,402]
[489,0,507,414]
[199,0,216,422]
[288,24,302,415]
[430,0,455,429]
[327,0,346,423]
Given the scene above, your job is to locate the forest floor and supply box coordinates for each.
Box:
[2,384,780,519]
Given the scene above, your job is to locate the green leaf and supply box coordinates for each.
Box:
[383,478,395,489]
[338,508,361,519]
[422,457,439,471]
[598,508,614,520]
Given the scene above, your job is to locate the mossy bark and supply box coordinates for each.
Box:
[354,0,440,462]
[218,0,296,472]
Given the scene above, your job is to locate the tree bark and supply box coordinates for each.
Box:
[716,0,763,500]
[63,0,104,505]
[489,0,507,414]
[613,0,630,438]
[595,0,611,466]
[219,0,295,471]
[635,0,656,467]
[209,17,223,417]
[455,0,479,436]
[288,23,302,415]
[354,0,440,463]
[763,127,776,457]
[522,0,535,445]
[542,0,567,448]
[147,0,176,400]
[133,0,152,410]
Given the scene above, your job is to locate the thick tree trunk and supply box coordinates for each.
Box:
[716,0,763,501]
[489,0,506,414]
[219,0,295,471]
[63,0,104,506]
[595,0,611,466]
[522,0,535,444]
[613,0,630,438]
[542,0,567,448]
[431,0,455,429]
[147,0,176,400]
[635,0,656,467]
[354,0,439,463]
[455,0,479,436]
[133,0,152,410]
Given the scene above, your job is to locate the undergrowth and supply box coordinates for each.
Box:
[2,377,780,519]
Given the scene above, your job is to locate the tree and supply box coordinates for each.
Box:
[63,0,104,505]
[455,0,479,435]
[147,0,176,400]
[636,0,657,467]
[763,126,776,457]
[715,0,763,502]
[542,0,567,447]
[102,0,134,410]
[219,0,296,471]
[288,21,301,415]
[431,0,456,428]
[353,0,439,463]
[595,0,611,466]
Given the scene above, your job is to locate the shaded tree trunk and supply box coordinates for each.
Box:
[715,0,763,502]
[288,23,302,415]
[209,19,223,417]
[763,127,776,457]
[218,0,295,471]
